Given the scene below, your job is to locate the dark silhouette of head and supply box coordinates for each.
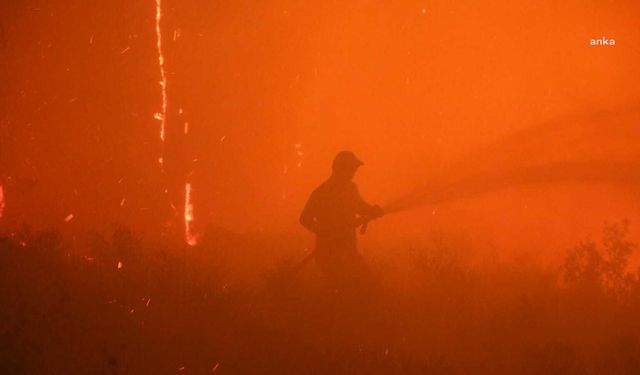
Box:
[331,150,363,181]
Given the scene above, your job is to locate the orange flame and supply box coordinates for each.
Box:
[155,0,168,148]
[0,184,4,219]
[184,182,197,246]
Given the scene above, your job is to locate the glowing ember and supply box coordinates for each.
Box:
[172,28,181,41]
[184,182,197,246]
[117,261,123,269]
[64,213,74,222]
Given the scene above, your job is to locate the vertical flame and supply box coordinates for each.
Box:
[155,0,168,149]
[184,182,197,246]
[0,184,4,219]
[154,1,196,246]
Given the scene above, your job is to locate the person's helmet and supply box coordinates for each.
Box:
[332,150,364,171]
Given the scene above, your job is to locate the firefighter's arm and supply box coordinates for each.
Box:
[355,187,384,219]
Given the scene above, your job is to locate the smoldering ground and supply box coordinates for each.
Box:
[3,219,640,374]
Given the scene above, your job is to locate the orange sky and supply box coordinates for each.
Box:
[1,0,639,253]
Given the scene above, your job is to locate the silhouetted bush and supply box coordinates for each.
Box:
[1,222,639,374]
[563,220,639,300]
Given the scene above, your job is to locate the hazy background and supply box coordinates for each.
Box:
[1,0,639,258]
[4,2,640,374]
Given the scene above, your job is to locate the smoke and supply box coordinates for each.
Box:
[384,160,640,214]
[384,107,640,214]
